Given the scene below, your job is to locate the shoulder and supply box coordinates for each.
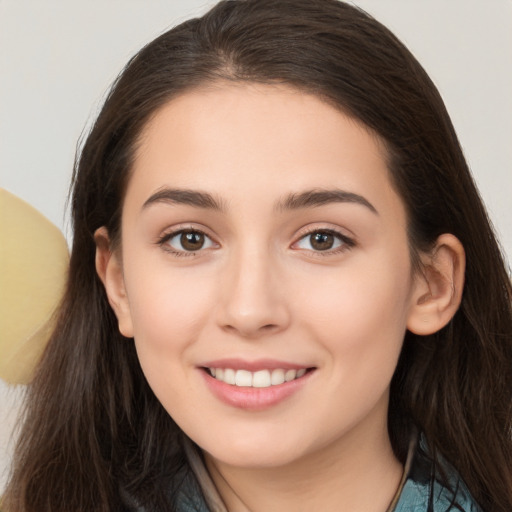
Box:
[119,473,210,512]
[395,473,481,512]
[393,437,482,512]
[174,471,211,512]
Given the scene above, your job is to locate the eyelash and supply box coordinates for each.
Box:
[157,227,217,257]
[292,228,355,256]
[157,226,355,257]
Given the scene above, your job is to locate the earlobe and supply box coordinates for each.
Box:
[94,227,134,338]
[407,234,465,336]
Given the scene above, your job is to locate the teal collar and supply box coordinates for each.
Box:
[124,434,482,511]
[391,435,481,512]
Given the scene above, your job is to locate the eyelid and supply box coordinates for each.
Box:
[155,222,355,257]
[156,224,219,256]
[290,224,356,254]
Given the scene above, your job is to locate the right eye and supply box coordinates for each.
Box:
[161,229,216,255]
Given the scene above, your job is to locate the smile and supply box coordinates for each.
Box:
[207,367,308,388]
[199,359,316,410]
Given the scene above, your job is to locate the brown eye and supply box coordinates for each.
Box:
[163,229,215,254]
[309,232,335,251]
[180,231,205,250]
[294,229,351,253]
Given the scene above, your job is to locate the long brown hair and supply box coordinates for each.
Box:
[5,1,512,510]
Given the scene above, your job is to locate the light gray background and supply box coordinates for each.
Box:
[1,0,511,493]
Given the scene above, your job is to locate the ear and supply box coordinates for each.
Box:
[94,227,134,338]
[407,234,465,336]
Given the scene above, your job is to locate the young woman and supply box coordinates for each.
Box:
[4,0,512,510]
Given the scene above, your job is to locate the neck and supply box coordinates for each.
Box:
[203,417,403,512]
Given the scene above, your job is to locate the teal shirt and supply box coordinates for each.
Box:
[123,437,482,511]
[391,439,481,512]
[176,438,482,512]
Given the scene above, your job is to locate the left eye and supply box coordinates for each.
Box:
[294,230,346,251]
[165,230,215,252]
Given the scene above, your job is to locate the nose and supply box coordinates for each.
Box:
[216,247,290,338]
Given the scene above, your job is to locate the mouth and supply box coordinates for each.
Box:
[199,359,317,410]
[203,367,314,388]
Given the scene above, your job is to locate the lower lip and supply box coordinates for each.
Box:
[200,369,314,411]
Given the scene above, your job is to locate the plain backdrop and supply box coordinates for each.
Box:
[1,0,511,493]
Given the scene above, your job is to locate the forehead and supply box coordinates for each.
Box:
[126,82,403,221]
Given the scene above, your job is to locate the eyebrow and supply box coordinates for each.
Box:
[276,189,378,214]
[141,186,377,215]
[142,187,225,212]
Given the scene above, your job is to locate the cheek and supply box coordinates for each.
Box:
[297,254,412,339]
[125,271,218,421]
[122,260,219,390]
[295,258,412,426]
[126,258,215,336]
[293,248,413,400]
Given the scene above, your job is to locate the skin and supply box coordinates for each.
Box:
[96,83,465,511]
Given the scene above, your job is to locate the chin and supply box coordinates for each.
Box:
[208,446,301,470]
[198,428,318,470]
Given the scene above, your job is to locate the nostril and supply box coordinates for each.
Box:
[222,322,280,338]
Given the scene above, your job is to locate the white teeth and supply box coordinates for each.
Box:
[235,370,252,387]
[209,367,308,387]
[224,368,236,385]
[271,369,285,385]
[253,370,271,388]
[285,369,297,382]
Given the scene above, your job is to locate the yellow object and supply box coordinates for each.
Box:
[0,189,69,384]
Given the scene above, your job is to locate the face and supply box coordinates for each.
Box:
[107,83,423,470]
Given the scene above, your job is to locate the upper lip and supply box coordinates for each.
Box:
[199,358,313,372]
